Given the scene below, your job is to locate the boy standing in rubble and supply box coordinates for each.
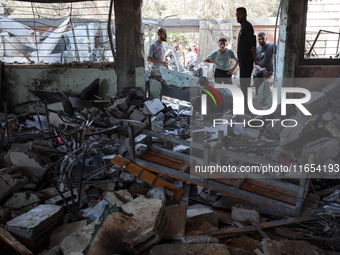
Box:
[204,38,239,84]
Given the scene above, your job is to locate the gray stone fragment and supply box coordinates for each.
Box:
[146,188,166,202]
[325,120,340,142]
[6,205,63,250]
[231,204,260,223]
[301,137,339,164]
[129,109,145,121]
[122,196,167,246]
[181,235,218,244]
[150,243,230,255]
[144,99,164,115]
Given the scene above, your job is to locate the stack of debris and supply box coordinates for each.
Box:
[0,77,340,254]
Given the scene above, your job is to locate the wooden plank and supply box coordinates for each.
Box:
[111,155,184,199]
[0,227,33,255]
[205,216,316,238]
[138,150,319,211]
[140,153,185,170]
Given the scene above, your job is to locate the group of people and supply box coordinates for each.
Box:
[147,7,275,98]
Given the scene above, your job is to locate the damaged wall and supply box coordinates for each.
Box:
[278,0,340,90]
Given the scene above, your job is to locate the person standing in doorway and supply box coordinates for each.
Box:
[236,7,257,105]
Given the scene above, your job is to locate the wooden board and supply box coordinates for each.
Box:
[111,155,184,199]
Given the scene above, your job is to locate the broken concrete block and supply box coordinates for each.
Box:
[231,204,260,223]
[103,191,124,207]
[60,221,96,255]
[164,117,176,127]
[301,137,339,164]
[152,122,164,133]
[86,212,136,255]
[49,220,87,248]
[302,91,328,115]
[115,189,134,203]
[182,235,219,244]
[149,243,230,255]
[262,239,324,255]
[113,98,126,108]
[280,112,319,146]
[146,188,166,202]
[163,205,187,240]
[0,167,27,203]
[9,151,46,178]
[122,196,169,248]
[244,128,261,139]
[45,189,80,206]
[6,205,63,251]
[4,192,40,212]
[325,120,340,142]
[144,99,164,115]
[129,109,145,122]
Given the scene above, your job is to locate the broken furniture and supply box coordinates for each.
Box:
[111,120,319,216]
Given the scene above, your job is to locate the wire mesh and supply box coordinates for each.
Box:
[305,0,340,59]
[0,0,115,63]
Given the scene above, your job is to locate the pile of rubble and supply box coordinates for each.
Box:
[0,77,340,254]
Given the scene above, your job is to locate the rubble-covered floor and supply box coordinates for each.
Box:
[1,78,340,255]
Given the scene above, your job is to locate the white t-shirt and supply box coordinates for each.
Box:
[188,51,197,64]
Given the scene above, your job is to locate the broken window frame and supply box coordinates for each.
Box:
[299,0,340,65]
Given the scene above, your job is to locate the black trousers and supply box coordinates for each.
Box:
[239,61,253,105]
[214,68,232,84]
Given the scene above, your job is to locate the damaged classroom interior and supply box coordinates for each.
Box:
[1,0,340,254]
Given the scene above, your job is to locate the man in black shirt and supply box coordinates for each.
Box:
[236,7,257,107]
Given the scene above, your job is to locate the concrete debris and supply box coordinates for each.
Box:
[60,221,97,255]
[4,192,40,212]
[144,98,165,115]
[231,204,260,223]
[149,243,231,255]
[163,205,187,240]
[146,187,167,202]
[129,109,145,121]
[122,196,169,249]
[49,220,87,248]
[300,137,339,164]
[0,167,27,203]
[261,239,324,255]
[6,205,63,250]
[1,73,340,255]
[181,235,219,244]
